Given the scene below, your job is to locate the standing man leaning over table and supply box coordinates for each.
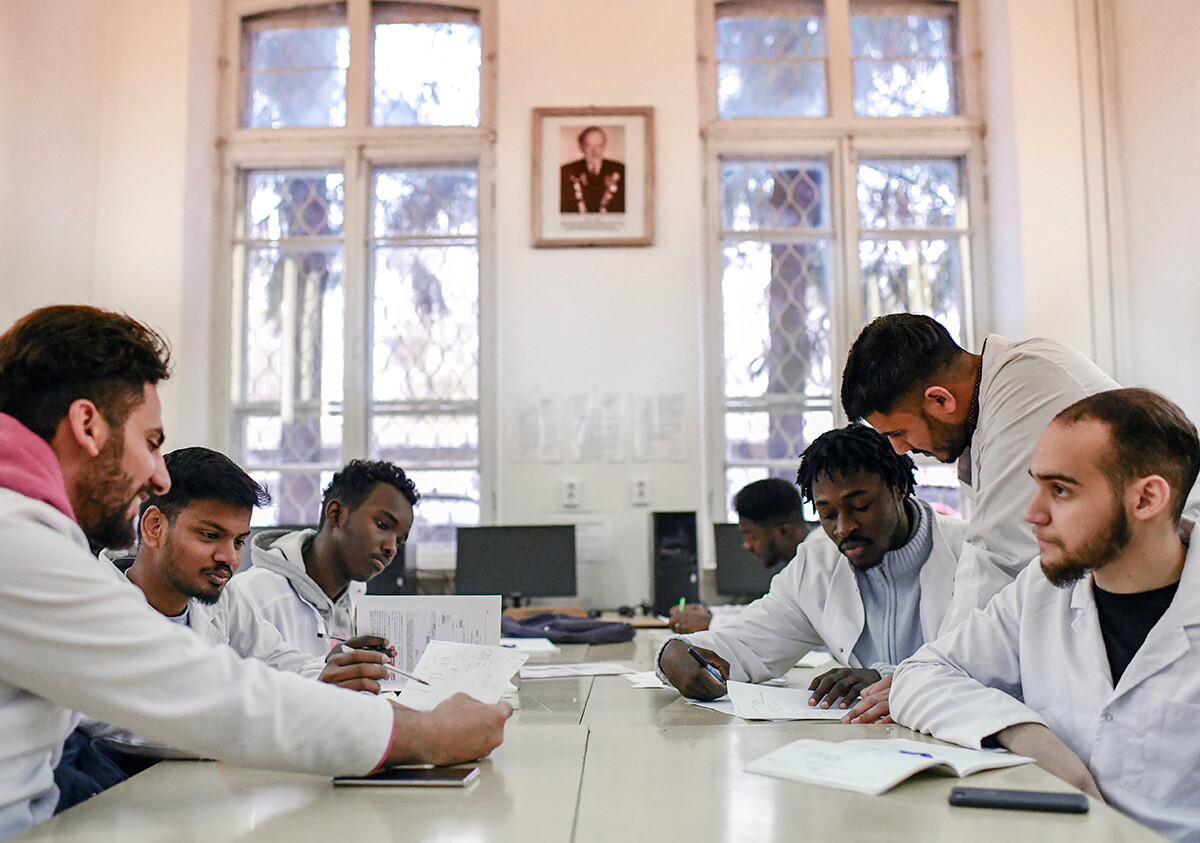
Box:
[657,425,965,723]
[840,314,1122,628]
[890,389,1200,842]
[0,305,511,840]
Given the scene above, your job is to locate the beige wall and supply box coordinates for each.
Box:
[2,0,1197,603]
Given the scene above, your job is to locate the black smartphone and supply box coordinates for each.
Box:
[948,786,1089,814]
[333,766,479,787]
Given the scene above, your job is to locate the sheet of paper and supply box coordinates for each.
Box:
[519,661,633,679]
[394,641,529,711]
[624,670,670,689]
[500,637,560,653]
[726,681,848,721]
[355,595,502,672]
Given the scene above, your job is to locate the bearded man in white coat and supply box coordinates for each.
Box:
[658,424,965,724]
[890,388,1200,842]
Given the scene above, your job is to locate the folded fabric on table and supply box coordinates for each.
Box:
[501,613,635,644]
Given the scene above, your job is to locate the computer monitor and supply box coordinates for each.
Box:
[454,525,577,607]
[713,523,787,599]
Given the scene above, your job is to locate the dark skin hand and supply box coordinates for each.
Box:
[668,603,713,633]
[659,639,728,701]
[319,635,396,694]
[808,667,881,710]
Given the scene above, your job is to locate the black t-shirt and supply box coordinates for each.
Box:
[1092,579,1178,684]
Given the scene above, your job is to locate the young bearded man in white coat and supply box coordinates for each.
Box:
[226,459,414,659]
[82,446,399,766]
[0,305,510,840]
[890,388,1200,842]
[657,424,966,724]
[840,313,1133,629]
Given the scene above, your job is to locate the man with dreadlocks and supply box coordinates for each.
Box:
[657,424,966,724]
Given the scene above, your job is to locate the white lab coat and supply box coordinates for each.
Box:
[891,544,1200,842]
[947,334,1119,628]
[0,489,394,840]
[657,512,966,683]
[79,572,330,757]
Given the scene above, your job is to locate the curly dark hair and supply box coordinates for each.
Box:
[317,460,420,529]
[797,424,917,503]
[0,305,172,442]
[841,313,962,421]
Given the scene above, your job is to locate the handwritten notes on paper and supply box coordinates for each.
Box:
[394,641,529,712]
[724,681,848,721]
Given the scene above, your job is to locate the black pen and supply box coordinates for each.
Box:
[686,646,725,685]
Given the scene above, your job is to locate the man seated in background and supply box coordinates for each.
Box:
[227,459,417,658]
[668,478,814,633]
[658,425,965,723]
[890,389,1200,842]
[0,305,510,839]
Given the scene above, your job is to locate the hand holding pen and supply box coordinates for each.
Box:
[318,632,396,659]
[658,639,728,701]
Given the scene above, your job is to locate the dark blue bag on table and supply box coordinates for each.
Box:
[501,613,635,644]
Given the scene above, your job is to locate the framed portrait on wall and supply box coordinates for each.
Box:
[531,106,655,248]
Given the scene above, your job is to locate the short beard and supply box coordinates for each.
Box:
[1040,503,1132,588]
[73,434,139,550]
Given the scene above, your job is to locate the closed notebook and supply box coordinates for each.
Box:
[746,738,1034,796]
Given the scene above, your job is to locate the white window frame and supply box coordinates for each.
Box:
[698,0,989,516]
[212,0,498,533]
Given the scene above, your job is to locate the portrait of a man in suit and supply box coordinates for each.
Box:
[560,125,625,214]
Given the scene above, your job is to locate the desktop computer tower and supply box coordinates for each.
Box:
[651,511,699,616]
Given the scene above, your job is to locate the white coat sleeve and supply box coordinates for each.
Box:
[655,554,825,684]
[0,514,393,776]
[891,564,1048,749]
[946,354,1091,628]
[222,587,326,679]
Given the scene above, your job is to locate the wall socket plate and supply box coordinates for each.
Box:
[632,477,651,506]
[561,477,581,508]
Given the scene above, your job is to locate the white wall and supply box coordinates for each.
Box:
[3,0,1198,606]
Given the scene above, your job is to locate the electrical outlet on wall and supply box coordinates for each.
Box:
[561,477,581,508]
[632,477,651,506]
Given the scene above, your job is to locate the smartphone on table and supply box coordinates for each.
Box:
[948,786,1088,814]
[333,766,479,787]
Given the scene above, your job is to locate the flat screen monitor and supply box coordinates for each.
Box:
[455,525,577,605]
[713,523,787,598]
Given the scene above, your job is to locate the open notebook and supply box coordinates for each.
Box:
[746,738,1034,795]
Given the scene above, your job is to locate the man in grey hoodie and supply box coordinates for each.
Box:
[227,460,417,658]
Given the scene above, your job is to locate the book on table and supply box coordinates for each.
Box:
[746,737,1034,796]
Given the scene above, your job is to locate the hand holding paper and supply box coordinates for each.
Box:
[393,641,529,711]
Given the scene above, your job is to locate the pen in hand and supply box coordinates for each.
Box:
[686,646,725,686]
[318,632,392,656]
[338,645,430,686]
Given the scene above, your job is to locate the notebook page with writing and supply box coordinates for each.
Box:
[746,738,1034,795]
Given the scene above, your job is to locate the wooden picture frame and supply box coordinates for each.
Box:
[531,106,655,248]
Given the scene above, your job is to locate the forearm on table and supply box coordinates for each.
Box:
[996,722,1101,798]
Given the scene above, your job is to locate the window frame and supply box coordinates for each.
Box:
[213,0,498,537]
[698,0,989,517]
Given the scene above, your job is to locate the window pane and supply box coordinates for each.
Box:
[371,413,477,466]
[859,238,965,341]
[403,468,481,548]
[725,409,833,462]
[245,171,345,239]
[372,245,479,403]
[243,9,348,128]
[857,159,958,230]
[850,3,958,116]
[722,239,832,399]
[374,18,481,126]
[717,11,827,118]
[374,169,478,237]
[248,468,335,528]
[721,162,828,231]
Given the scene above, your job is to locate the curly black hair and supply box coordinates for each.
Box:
[796,425,917,503]
[318,460,420,529]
